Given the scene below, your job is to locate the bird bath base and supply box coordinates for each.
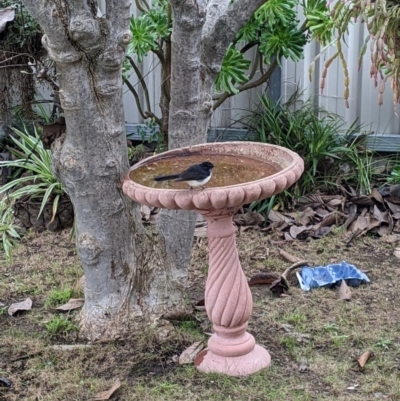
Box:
[193,209,271,376]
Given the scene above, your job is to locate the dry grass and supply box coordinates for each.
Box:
[1,228,400,400]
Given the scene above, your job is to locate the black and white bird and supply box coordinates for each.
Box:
[154,161,214,189]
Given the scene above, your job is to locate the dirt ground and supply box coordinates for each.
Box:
[1,227,400,401]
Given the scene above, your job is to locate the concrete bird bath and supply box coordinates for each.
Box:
[122,141,304,376]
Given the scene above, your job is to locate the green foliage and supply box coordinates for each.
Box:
[253,0,306,65]
[236,18,259,43]
[303,0,337,45]
[214,47,251,94]
[259,23,306,65]
[128,15,159,62]
[45,288,74,308]
[245,94,374,212]
[255,0,298,26]
[127,0,171,65]
[375,337,394,350]
[147,0,171,39]
[0,124,66,262]
[0,197,21,263]
[387,166,400,185]
[45,316,78,337]
[0,124,64,221]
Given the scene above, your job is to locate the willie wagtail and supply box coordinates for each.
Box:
[154,161,214,189]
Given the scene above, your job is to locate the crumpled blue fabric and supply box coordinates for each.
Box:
[296,261,370,291]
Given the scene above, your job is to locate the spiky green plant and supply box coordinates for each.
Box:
[0,197,21,263]
[0,124,64,223]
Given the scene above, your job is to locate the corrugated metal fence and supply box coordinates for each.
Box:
[281,6,400,151]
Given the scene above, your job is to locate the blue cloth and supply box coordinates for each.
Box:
[296,261,370,291]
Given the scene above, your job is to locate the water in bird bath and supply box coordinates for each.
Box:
[129,154,279,189]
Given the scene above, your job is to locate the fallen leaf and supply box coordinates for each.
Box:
[372,205,389,223]
[0,7,15,33]
[343,204,358,230]
[289,225,312,239]
[313,211,346,230]
[296,194,325,210]
[179,341,204,364]
[269,278,289,296]
[278,249,301,263]
[385,201,400,214]
[41,117,66,149]
[393,248,400,259]
[371,188,384,204]
[239,224,260,234]
[194,299,205,311]
[233,212,265,226]
[268,210,293,224]
[326,198,343,207]
[357,351,372,368]
[338,280,352,301]
[56,298,84,311]
[350,195,374,206]
[351,215,368,234]
[93,379,121,401]
[8,298,32,316]
[298,358,308,372]
[347,384,359,391]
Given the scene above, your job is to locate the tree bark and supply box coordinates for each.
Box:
[21,0,186,341]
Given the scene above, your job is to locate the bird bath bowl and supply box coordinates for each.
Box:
[122,141,304,376]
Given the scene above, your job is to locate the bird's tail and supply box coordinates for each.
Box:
[154,174,180,182]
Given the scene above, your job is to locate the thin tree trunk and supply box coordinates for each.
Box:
[154,0,211,306]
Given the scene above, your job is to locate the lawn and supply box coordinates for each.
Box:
[1,228,399,400]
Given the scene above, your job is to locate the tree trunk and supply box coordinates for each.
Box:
[154,0,211,306]
[22,0,186,341]
[155,0,268,300]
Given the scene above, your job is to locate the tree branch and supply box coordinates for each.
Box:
[151,48,166,67]
[127,56,153,118]
[21,0,72,57]
[123,77,147,121]
[135,0,150,13]
[240,41,259,54]
[203,0,231,38]
[212,59,277,110]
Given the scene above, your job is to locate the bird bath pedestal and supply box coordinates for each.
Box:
[122,142,304,377]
